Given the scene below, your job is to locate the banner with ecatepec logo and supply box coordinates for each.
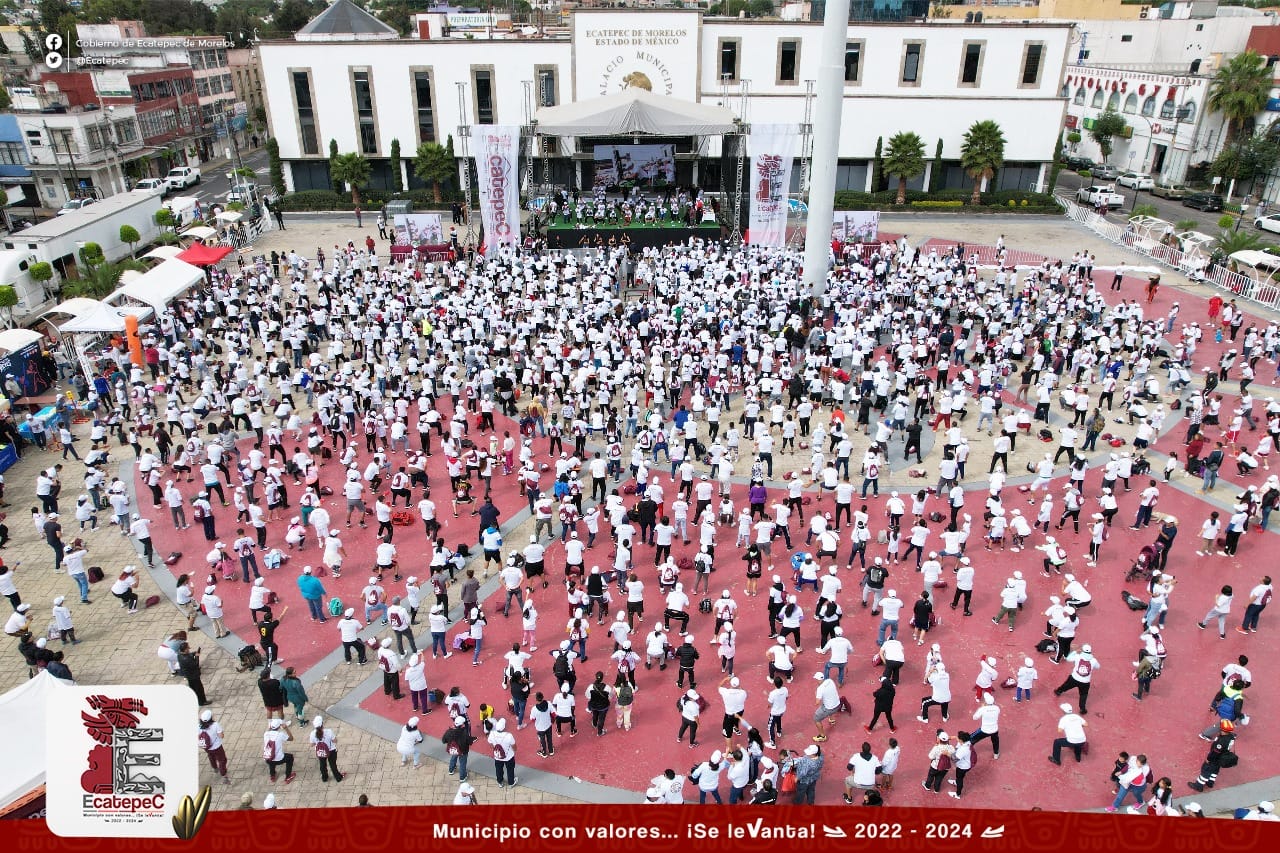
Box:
[474,125,522,249]
[747,124,801,249]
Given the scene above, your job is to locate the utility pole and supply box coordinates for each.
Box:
[44,120,82,198]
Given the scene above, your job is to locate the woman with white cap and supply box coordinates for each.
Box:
[110,565,140,614]
[396,716,424,768]
[452,781,478,805]
[51,595,76,645]
[309,715,343,783]
[922,730,954,793]
[691,750,725,804]
[198,709,229,785]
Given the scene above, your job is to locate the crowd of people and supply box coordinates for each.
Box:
[6,221,1280,813]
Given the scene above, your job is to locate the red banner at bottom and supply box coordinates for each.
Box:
[3,806,1277,851]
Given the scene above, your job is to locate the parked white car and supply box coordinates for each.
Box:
[164,166,201,190]
[132,178,167,196]
[1117,172,1154,190]
[1255,213,1280,234]
[56,197,96,216]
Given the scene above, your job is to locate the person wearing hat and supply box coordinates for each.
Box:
[691,750,726,804]
[3,602,31,637]
[1053,643,1099,714]
[377,638,404,700]
[110,566,140,614]
[262,718,296,784]
[398,716,425,769]
[50,595,75,645]
[337,608,368,665]
[309,715,343,783]
[441,715,473,779]
[1048,703,1088,765]
[198,709,229,785]
[453,781,478,805]
[919,728,955,794]
[1239,801,1279,821]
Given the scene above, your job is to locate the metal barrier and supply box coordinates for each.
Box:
[1056,192,1280,312]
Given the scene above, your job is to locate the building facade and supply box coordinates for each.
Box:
[259,7,1072,196]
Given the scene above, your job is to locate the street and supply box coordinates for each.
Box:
[178,145,270,208]
[1053,168,1274,239]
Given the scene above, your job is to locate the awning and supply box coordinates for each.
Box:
[176,242,234,266]
[533,88,738,136]
[0,328,44,355]
[215,211,242,223]
[59,301,153,333]
[0,672,71,812]
[181,226,218,242]
[108,258,204,312]
[2,185,26,207]
[142,245,183,262]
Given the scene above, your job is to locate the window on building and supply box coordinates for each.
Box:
[1074,87,1086,105]
[1120,34,1133,43]
[474,68,495,124]
[901,42,923,85]
[719,39,739,82]
[1091,89,1104,108]
[1141,95,1156,117]
[86,126,104,151]
[292,70,319,156]
[779,40,799,84]
[0,142,26,165]
[1106,91,1120,111]
[1021,42,1044,86]
[413,70,436,144]
[114,120,138,144]
[844,42,862,83]
[538,68,556,107]
[1160,98,1176,119]
[960,42,982,85]
[1123,93,1138,114]
[1180,100,1197,122]
[353,70,377,155]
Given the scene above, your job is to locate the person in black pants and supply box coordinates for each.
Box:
[675,637,699,688]
[263,719,295,782]
[257,609,282,668]
[177,643,210,705]
[677,691,700,745]
[865,676,897,732]
[310,718,344,783]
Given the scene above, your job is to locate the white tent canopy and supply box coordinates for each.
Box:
[142,245,184,261]
[107,258,204,313]
[59,301,154,333]
[532,88,738,137]
[0,328,44,355]
[0,671,70,812]
[181,226,218,242]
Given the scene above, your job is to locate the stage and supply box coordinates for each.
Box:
[543,223,721,250]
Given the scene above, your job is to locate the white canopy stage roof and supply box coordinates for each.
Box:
[532,88,738,137]
[0,671,70,813]
[59,301,154,334]
[107,259,204,313]
[142,245,184,262]
[0,328,44,355]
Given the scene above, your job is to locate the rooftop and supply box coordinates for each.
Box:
[296,0,399,41]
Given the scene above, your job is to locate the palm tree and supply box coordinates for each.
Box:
[62,260,147,300]
[960,120,1006,206]
[1215,228,1260,260]
[882,131,927,205]
[330,152,372,208]
[1209,51,1272,142]
[414,142,455,204]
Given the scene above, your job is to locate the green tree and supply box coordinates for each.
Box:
[1130,204,1160,218]
[28,261,54,296]
[1211,132,1280,187]
[1209,51,1272,143]
[273,0,324,35]
[330,152,371,207]
[0,86,10,111]
[1216,228,1261,260]
[414,142,454,203]
[375,1,412,33]
[266,138,285,196]
[78,242,105,268]
[154,208,176,234]
[870,136,883,194]
[63,260,146,300]
[882,131,927,205]
[328,138,339,191]
[1065,131,1082,146]
[389,138,403,193]
[120,224,140,258]
[1048,136,1064,193]
[0,285,18,329]
[929,138,944,193]
[1089,110,1128,165]
[38,0,71,35]
[960,119,1006,205]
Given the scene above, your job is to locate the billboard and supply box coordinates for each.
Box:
[573,10,698,99]
[832,211,880,244]
[393,213,445,246]
[592,144,675,189]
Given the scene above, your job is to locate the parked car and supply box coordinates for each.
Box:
[226,182,258,204]
[1182,192,1224,212]
[132,178,168,196]
[1150,181,1187,200]
[1117,172,1154,190]
[1076,185,1126,207]
[1092,164,1120,180]
[1255,213,1280,234]
[164,166,201,190]
[56,197,96,216]
[1063,154,1094,171]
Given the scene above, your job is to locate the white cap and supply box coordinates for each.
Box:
[711,750,725,762]
[1064,574,1075,582]
[53,595,65,605]
[459,782,475,795]
[407,716,420,727]
[263,793,276,809]
[729,677,740,687]
[886,590,897,598]
[344,608,355,617]
[1082,644,1092,653]
[200,709,213,722]
[254,577,264,586]
[1013,571,1022,580]
[804,744,820,755]
[1260,801,1275,813]
[986,656,996,666]
[984,693,995,705]
[204,585,216,594]
[269,719,283,729]
[1024,657,1034,666]
[1060,703,1073,713]
[380,638,392,648]
[303,566,313,574]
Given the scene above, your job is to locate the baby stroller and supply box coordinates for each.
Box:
[1126,542,1163,583]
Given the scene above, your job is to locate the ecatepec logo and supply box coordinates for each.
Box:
[47,685,198,837]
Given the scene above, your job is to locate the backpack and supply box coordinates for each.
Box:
[315,740,330,759]
[366,589,380,606]
[552,652,571,680]
[328,597,343,617]
[869,566,886,584]
[263,739,277,762]
[198,730,213,751]
[1074,657,1093,678]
